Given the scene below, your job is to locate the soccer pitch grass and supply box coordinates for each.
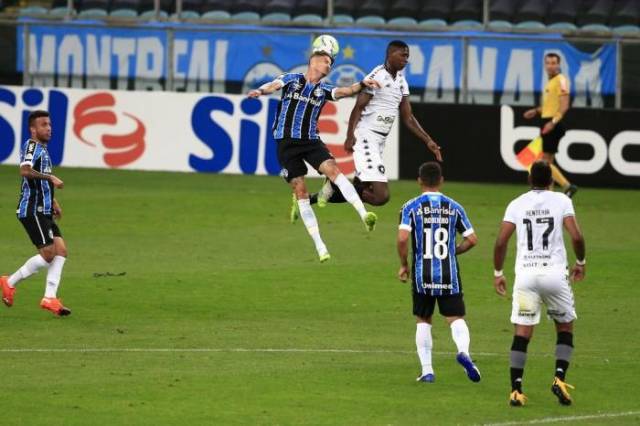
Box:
[0,165,638,426]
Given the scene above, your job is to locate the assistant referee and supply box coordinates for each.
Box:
[524,53,577,198]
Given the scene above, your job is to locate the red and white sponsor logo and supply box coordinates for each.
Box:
[73,93,146,168]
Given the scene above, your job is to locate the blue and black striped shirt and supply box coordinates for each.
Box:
[399,192,475,296]
[16,139,54,218]
[272,73,336,141]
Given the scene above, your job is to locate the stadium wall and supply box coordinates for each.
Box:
[7,22,618,108]
[0,85,400,179]
[400,103,640,188]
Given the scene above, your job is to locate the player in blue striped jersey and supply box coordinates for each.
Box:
[0,110,71,316]
[248,46,380,262]
[397,162,480,383]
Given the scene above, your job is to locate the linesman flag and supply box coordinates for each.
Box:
[516,136,544,168]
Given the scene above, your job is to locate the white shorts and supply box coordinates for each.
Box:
[352,127,388,183]
[511,269,577,326]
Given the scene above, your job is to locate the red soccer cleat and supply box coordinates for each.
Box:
[1,275,16,307]
[40,297,71,316]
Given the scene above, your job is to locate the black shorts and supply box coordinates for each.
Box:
[19,213,61,248]
[541,118,566,154]
[277,138,334,182]
[412,292,466,318]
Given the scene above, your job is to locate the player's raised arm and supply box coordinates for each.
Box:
[493,221,516,296]
[247,79,285,98]
[333,78,380,100]
[400,97,442,162]
[563,215,586,281]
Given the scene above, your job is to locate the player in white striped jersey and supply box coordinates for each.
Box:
[310,40,442,208]
[493,160,586,407]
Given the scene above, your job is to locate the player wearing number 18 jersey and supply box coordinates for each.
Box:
[493,160,586,407]
[397,162,480,383]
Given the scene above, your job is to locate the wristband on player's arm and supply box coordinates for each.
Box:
[575,258,586,266]
[494,269,504,278]
[359,80,366,89]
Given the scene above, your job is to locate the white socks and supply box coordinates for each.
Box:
[450,318,471,355]
[416,323,433,375]
[297,198,328,256]
[44,256,66,299]
[8,254,50,287]
[333,174,367,220]
[319,179,334,200]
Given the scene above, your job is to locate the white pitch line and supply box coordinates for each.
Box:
[0,348,612,359]
[481,410,640,426]
[0,348,468,355]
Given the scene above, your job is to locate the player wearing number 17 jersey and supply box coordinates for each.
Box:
[493,160,586,407]
[397,162,481,384]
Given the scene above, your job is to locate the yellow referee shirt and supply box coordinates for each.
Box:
[541,74,570,119]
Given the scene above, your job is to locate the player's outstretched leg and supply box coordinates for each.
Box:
[415,321,435,383]
[510,334,530,406]
[291,177,330,262]
[450,318,481,382]
[2,254,51,307]
[322,164,377,231]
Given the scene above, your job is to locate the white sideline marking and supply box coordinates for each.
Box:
[481,410,640,425]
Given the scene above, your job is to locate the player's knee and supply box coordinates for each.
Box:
[320,161,339,180]
[555,321,573,333]
[56,247,68,258]
[293,189,309,199]
[39,246,56,263]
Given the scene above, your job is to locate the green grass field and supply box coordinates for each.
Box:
[0,165,639,425]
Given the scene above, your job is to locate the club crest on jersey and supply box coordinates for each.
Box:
[314,87,323,97]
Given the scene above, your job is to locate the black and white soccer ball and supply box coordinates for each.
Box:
[312,34,340,58]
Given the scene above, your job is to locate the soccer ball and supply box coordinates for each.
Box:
[312,34,340,59]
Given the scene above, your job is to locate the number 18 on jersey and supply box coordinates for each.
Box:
[399,192,475,296]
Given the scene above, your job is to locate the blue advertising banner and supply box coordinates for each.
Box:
[17,23,616,106]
